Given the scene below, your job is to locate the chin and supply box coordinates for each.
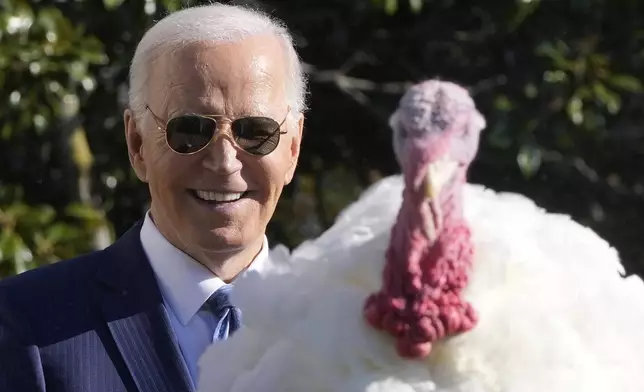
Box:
[196,227,248,252]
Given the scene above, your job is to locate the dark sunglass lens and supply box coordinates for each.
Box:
[233,117,281,155]
[166,115,216,154]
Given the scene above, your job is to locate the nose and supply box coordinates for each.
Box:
[202,133,243,175]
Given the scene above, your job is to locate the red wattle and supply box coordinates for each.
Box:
[362,178,477,360]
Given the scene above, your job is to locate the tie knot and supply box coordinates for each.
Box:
[203,285,242,341]
[205,285,235,315]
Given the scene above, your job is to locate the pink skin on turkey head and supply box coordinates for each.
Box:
[392,80,486,175]
[364,79,485,360]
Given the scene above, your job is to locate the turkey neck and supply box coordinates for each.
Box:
[391,175,466,271]
[363,174,477,359]
[389,175,476,337]
[419,178,474,291]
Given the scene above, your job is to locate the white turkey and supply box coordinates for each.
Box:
[197,79,644,392]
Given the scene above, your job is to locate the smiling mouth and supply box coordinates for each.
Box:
[189,189,251,204]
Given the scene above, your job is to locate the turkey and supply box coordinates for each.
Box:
[197,79,644,392]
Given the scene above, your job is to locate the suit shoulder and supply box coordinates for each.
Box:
[0,251,109,322]
[0,250,112,343]
[0,250,107,293]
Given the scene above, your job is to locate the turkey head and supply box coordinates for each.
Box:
[365,79,487,359]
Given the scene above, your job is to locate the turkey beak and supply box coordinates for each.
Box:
[422,159,457,240]
[425,159,458,200]
[425,168,439,200]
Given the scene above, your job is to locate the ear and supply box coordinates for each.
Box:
[283,113,304,185]
[124,108,149,183]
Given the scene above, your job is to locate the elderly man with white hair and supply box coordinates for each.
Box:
[0,4,305,392]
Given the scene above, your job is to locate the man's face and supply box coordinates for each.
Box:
[124,35,303,272]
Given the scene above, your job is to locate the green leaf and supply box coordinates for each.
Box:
[0,231,31,274]
[70,127,94,171]
[607,74,643,92]
[516,145,542,178]
[103,0,125,11]
[494,95,513,111]
[592,82,621,114]
[535,41,570,70]
[160,0,183,12]
[384,0,398,15]
[46,222,82,243]
[4,203,31,220]
[566,95,584,125]
[508,0,540,32]
[23,205,56,227]
[408,0,423,13]
[65,203,105,224]
[543,70,568,84]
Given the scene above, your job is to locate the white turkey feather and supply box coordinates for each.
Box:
[197,175,644,392]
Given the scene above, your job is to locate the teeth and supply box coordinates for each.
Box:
[194,190,244,202]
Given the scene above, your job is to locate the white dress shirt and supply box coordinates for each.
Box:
[139,212,268,384]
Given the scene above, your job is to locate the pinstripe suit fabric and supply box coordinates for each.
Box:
[0,221,194,392]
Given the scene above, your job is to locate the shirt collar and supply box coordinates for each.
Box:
[139,212,268,326]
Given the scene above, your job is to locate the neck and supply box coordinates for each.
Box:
[400,178,465,248]
[201,238,264,282]
[434,179,465,232]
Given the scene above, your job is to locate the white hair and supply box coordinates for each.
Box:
[128,3,308,123]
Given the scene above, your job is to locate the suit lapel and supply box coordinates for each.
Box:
[96,222,194,392]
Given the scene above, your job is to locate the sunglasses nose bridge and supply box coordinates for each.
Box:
[210,120,235,143]
[202,126,243,174]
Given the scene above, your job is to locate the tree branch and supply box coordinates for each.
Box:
[304,62,507,96]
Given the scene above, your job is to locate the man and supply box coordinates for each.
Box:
[0,4,306,392]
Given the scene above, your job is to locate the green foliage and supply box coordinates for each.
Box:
[0,0,113,277]
[371,0,423,15]
[1,0,643,278]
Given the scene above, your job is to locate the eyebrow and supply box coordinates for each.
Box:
[169,106,277,119]
[167,106,223,118]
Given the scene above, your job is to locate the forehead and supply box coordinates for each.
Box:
[150,35,288,115]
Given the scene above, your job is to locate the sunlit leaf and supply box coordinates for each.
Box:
[159,0,182,12]
[608,74,643,92]
[508,0,540,32]
[23,205,56,227]
[409,0,423,13]
[535,41,570,69]
[494,95,513,111]
[46,222,82,243]
[592,82,621,114]
[0,231,31,274]
[543,70,568,84]
[384,0,398,15]
[4,4,34,35]
[60,93,80,117]
[70,127,94,171]
[65,203,105,223]
[103,0,125,11]
[517,144,542,178]
[566,95,584,125]
[4,203,31,220]
[524,83,538,98]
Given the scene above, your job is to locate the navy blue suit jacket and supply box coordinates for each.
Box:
[0,221,195,392]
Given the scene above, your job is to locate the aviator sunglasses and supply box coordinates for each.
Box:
[146,105,289,156]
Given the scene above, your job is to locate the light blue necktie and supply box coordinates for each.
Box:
[204,285,242,342]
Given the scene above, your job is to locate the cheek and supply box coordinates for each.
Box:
[144,140,194,187]
[244,154,289,199]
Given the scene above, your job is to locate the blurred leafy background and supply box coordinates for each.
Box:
[0,0,642,278]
